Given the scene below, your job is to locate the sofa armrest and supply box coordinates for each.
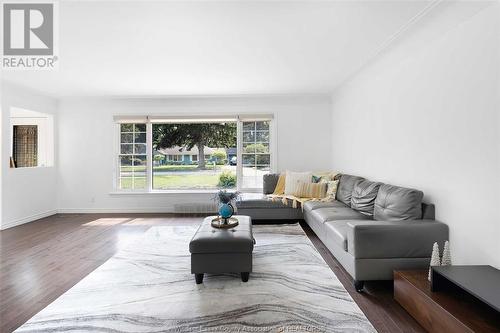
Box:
[346,220,448,259]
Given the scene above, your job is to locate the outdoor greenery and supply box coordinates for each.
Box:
[243,143,268,154]
[212,150,227,165]
[218,171,237,188]
[153,123,236,169]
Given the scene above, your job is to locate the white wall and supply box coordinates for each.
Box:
[57,96,332,213]
[1,83,59,229]
[330,4,500,268]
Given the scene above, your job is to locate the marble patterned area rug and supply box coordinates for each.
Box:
[16,224,376,333]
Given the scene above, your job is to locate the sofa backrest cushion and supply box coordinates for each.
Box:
[374,184,424,221]
[336,174,365,207]
[263,173,280,194]
[351,180,383,216]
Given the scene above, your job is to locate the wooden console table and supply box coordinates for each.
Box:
[394,270,500,333]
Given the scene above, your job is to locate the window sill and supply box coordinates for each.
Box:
[109,188,263,195]
[109,189,239,195]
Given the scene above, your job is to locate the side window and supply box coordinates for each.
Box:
[240,120,271,189]
[119,123,147,190]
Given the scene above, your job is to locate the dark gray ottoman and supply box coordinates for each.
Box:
[189,215,254,284]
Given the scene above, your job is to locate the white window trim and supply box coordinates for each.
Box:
[113,115,276,193]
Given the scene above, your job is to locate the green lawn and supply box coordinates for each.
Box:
[120,174,235,189]
[121,165,218,172]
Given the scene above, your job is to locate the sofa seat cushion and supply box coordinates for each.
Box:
[374,184,423,221]
[237,193,289,209]
[324,221,350,251]
[311,207,371,223]
[303,200,348,213]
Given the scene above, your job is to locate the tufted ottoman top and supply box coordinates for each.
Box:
[189,215,254,254]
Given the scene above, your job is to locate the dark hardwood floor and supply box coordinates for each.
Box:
[0,214,424,333]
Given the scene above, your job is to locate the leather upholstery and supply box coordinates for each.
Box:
[324,221,350,251]
[346,220,449,259]
[189,216,254,254]
[336,174,365,207]
[310,207,371,223]
[263,173,280,194]
[374,184,423,220]
[190,216,254,275]
[237,193,288,209]
[302,200,348,212]
[350,180,382,216]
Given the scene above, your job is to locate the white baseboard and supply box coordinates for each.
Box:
[0,210,58,230]
[0,207,215,230]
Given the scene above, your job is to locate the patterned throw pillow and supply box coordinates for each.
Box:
[293,181,327,198]
[284,171,312,195]
[323,180,339,201]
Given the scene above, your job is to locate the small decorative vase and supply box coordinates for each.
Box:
[218,203,234,223]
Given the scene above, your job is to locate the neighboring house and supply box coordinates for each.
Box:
[156,146,217,165]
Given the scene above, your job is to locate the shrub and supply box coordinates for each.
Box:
[218,171,236,188]
[243,143,268,154]
[213,150,227,163]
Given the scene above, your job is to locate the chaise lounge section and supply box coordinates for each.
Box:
[237,173,449,291]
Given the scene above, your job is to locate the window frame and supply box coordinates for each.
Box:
[113,115,276,193]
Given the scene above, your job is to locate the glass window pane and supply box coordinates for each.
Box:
[134,132,146,143]
[243,131,255,143]
[121,133,133,143]
[134,144,147,154]
[242,154,255,165]
[120,156,133,166]
[133,177,146,189]
[243,143,255,153]
[243,122,255,131]
[134,124,146,132]
[256,154,270,165]
[121,144,133,154]
[256,121,269,130]
[120,177,133,189]
[256,131,269,142]
[121,124,133,132]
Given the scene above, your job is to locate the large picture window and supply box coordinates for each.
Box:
[115,116,274,191]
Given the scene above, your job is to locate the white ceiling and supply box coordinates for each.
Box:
[2,1,435,97]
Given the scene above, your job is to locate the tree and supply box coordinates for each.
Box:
[212,150,227,164]
[441,241,452,266]
[153,123,236,169]
[153,154,165,165]
[428,242,441,281]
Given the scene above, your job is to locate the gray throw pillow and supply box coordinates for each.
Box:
[263,173,280,194]
[351,180,383,216]
[374,184,423,221]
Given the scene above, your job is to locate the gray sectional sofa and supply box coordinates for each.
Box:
[237,173,449,291]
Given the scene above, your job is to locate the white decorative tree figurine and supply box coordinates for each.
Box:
[428,242,441,281]
[441,241,452,266]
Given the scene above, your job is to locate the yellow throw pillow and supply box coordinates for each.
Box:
[293,181,327,198]
[272,174,286,195]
